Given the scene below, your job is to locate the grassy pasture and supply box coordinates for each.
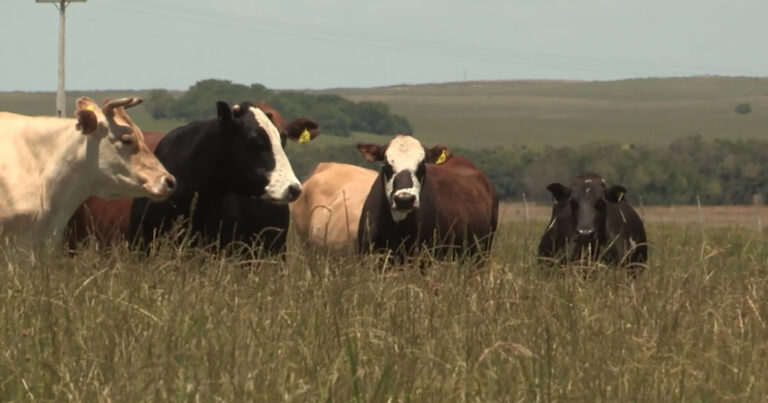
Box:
[2,219,768,401]
[320,76,768,149]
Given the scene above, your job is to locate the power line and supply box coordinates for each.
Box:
[91,1,765,78]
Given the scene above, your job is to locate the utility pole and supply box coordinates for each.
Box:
[36,0,85,118]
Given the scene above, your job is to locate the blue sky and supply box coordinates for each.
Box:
[1,0,766,91]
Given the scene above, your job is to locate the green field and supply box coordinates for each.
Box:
[3,76,767,149]
[1,222,767,400]
[0,90,186,133]
[319,77,768,148]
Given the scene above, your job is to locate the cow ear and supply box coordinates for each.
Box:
[605,185,628,203]
[357,143,385,162]
[216,101,234,124]
[74,97,100,135]
[285,118,320,143]
[546,183,571,203]
[425,145,452,165]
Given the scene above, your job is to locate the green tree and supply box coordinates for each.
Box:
[735,103,752,115]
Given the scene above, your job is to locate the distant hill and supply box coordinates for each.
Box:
[314,76,768,149]
[0,90,187,133]
[2,76,767,149]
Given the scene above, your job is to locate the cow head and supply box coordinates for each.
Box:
[546,173,627,244]
[357,135,451,221]
[221,101,319,203]
[75,96,176,200]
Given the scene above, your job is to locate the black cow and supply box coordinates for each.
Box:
[538,173,647,273]
[129,101,319,253]
[357,135,499,265]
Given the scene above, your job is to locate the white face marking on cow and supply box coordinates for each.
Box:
[250,107,301,203]
[384,135,425,221]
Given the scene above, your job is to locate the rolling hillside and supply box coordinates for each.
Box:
[1,76,767,149]
[317,76,768,148]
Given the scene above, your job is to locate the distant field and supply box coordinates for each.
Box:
[0,90,186,133]
[318,76,768,148]
[3,76,767,149]
[501,203,768,231]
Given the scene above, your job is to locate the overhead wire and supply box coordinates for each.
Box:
[91,0,765,78]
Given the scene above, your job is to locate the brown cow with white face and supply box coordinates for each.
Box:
[357,135,498,265]
[291,162,378,252]
[0,96,174,248]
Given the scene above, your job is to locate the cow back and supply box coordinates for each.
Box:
[604,202,648,264]
[421,156,498,253]
[292,162,378,252]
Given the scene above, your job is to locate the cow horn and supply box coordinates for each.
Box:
[103,97,144,111]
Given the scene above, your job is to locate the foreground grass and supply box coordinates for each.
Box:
[1,222,768,401]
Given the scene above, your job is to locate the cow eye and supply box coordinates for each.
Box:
[416,162,426,178]
[120,135,135,146]
[569,199,579,210]
[382,164,394,177]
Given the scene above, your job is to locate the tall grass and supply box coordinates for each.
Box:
[1,222,767,401]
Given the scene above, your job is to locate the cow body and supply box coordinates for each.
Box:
[128,101,319,253]
[538,173,648,272]
[357,135,498,264]
[0,97,174,248]
[291,162,377,252]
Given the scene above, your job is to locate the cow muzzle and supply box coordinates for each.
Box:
[393,193,416,210]
[389,189,419,221]
[574,226,596,243]
[142,174,176,200]
[263,182,302,204]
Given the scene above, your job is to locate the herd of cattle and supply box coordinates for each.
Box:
[0,96,648,271]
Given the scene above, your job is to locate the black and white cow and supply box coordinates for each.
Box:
[538,172,647,273]
[357,135,498,264]
[129,101,319,252]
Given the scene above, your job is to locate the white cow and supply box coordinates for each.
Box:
[0,96,175,248]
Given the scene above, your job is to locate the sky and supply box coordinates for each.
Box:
[0,0,766,91]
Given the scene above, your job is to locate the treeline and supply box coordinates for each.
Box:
[147,79,412,137]
[286,136,768,205]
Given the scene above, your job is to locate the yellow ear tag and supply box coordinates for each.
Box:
[617,192,624,202]
[435,149,447,165]
[86,105,95,111]
[298,128,311,144]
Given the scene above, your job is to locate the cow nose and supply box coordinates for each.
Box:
[286,183,302,202]
[577,226,595,236]
[393,194,416,209]
[164,176,176,191]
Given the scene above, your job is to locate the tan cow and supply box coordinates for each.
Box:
[0,96,175,248]
[291,162,377,252]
